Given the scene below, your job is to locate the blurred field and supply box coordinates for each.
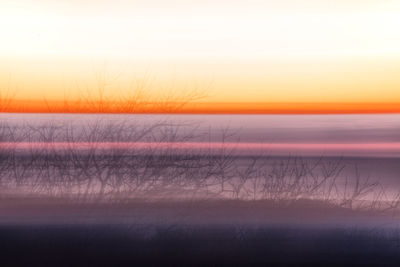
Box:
[0,113,399,265]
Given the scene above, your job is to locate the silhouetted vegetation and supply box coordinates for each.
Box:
[0,117,399,214]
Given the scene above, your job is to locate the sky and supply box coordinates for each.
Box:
[1,0,400,112]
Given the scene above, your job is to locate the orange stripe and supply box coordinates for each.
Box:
[1,100,400,114]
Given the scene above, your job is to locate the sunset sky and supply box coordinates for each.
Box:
[1,0,400,112]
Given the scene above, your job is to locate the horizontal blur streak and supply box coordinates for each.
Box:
[3,100,400,114]
[2,142,400,157]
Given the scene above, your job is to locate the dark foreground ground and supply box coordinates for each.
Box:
[1,200,400,266]
[2,224,400,266]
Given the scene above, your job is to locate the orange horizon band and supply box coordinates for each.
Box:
[1,100,400,114]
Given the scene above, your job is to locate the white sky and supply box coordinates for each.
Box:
[1,0,400,103]
[1,0,400,60]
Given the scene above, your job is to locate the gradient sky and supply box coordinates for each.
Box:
[1,0,400,109]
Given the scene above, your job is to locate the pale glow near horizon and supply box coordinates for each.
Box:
[1,0,400,103]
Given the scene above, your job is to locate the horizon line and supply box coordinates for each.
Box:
[1,99,400,114]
